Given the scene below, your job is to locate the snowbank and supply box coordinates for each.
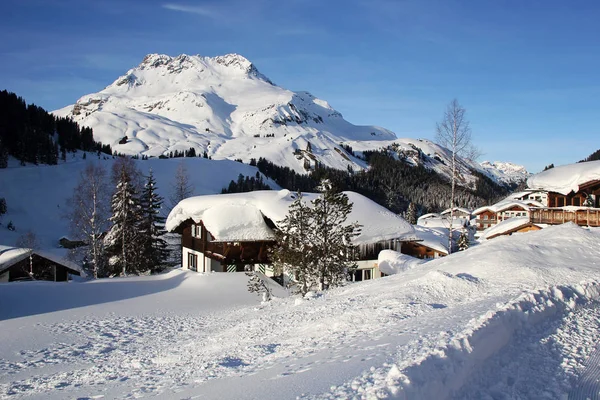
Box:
[377,250,425,275]
[527,160,600,195]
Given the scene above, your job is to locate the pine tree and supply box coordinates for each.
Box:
[0,138,8,168]
[458,230,469,251]
[311,180,361,291]
[139,170,170,273]
[245,267,273,302]
[406,202,417,225]
[104,168,143,276]
[270,191,315,295]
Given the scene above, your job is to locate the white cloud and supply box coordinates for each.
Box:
[162,3,217,18]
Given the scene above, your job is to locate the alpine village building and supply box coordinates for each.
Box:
[166,190,420,283]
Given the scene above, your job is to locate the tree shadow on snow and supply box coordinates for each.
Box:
[0,271,189,321]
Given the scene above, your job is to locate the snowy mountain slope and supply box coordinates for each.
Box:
[348,138,528,189]
[1,224,599,399]
[53,53,392,174]
[52,53,524,186]
[0,156,277,253]
[480,160,530,185]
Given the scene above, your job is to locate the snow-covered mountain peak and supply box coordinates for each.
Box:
[480,160,529,185]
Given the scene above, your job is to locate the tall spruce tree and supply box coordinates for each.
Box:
[311,180,361,291]
[139,170,170,273]
[104,167,143,276]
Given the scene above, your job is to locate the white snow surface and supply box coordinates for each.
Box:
[166,189,418,245]
[377,249,425,275]
[527,160,600,195]
[1,224,600,399]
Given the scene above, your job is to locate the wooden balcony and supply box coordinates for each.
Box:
[529,208,600,227]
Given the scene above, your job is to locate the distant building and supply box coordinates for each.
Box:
[0,246,82,282]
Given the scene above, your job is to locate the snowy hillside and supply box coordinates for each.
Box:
[0,156,277,253]
[53,53,524,186]
[1,224,600,399]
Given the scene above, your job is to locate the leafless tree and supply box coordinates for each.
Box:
[167,162,194,267]
[169,162,194,209]
[436,99,473,254]
[66,163,111,278]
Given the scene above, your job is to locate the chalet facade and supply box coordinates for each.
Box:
[0,246,82,282]
[166,190,419,283]
[473,200,541,231]
[480,217,543,240]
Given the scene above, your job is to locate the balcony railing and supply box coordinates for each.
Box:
[529,208,600,227]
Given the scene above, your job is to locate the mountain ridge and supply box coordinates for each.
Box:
[53,53,527,186]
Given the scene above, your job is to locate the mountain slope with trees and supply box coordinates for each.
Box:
[0,90,111,167]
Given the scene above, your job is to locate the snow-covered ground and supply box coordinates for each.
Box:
[1,223,600,399]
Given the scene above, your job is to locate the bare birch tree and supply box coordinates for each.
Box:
[67,163,111,278]
[435,99,472,254]
[169,162,194,209]
[167,162,194,267]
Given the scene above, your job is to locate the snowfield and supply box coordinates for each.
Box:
[1,224,600,399]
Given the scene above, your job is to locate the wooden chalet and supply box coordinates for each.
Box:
[546,180,600,208]
[480,218,543,240]
[172,219,276,273]
[166,190,420,282]
[473,200,538,231]
[0,246,82,282]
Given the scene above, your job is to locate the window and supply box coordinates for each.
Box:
[363,269,372,280]
[557,198,565,207]
[188,253,198,271]
[484,215,488,220]
[573,197,581,207]
[191,224,201,239]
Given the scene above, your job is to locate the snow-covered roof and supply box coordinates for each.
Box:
[0,245,83,275]
[413,226,451,255]
[416,215,468,229]
[527,160,600,195]
[473,199,540,215]
[0,246,31,271]
[166,189,418,245]
[479,217,541,240]
[440,207,471,216]
[417,213,440,221]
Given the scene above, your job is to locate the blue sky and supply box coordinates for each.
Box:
[1,0,598,173]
